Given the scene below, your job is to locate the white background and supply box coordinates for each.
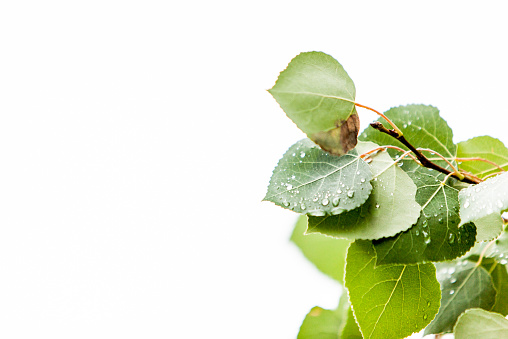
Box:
[0,1,507,338]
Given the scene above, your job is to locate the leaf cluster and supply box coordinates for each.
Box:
[265,52,508,338]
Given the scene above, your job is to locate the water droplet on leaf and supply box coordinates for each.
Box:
[322,198,329,206]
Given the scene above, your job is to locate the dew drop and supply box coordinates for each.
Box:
[332,197,340,207]
[286,184,293,190]
[312,196,319,202]
[300,152,306,158]
[375,203,380,208]
[291,175,296,180]
[398,162,403,167]
[424,237,431,245]
[356,171,361,175]
[448,233,455,244]
[300,203,306,210]
[360,178,366,183]
[448,267,455,274]
[464,200,470,208]
[283,201,289,207]
[322,198,329,206]
[292,153,296,156]
[449,290,455,295]
[347,191,355,198]
[415,230,420,236]
[501,259,508,265]
[450,277,457,284]
[337,189,342,194]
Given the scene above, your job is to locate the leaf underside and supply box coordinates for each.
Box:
[459,172,508,226]
[453,308,508,339]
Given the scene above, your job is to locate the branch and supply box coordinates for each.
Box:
[369,122,480,185]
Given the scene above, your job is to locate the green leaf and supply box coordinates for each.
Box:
[291,215,350,283]
[297,306,343,339]
[297,294,349,339]
[474,213,504,242]
[457,136,508,179]
[306,142,420,240]
[424,261,497,335]
[459,172,508,225]
[360,104,457,171]
[345,241,441,339]
[264,139,373,216]
[269,52,359,156]
[341,307,363,339]
[454,309,508,339]
[373,167,477,265]
[476,258,508,316]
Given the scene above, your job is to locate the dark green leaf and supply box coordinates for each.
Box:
[424,261,497,335]
[307,142,420,240]
[454,308,508,339]
[457,136,508,179]
[291,216,350,283]
[264,139,373,216]
[269,52,359,156]
[345,241,440,339]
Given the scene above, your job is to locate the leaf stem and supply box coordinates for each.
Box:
[417,148,461,178]
[455,157,506,172]
[355,103,403,135]
[476,240,496,267]
[369,121,481,185]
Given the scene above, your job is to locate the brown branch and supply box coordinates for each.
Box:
[370,122,480,184]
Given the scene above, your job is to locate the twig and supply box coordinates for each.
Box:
[369,121,480,185]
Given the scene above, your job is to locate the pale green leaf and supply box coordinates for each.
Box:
[373,167,476,265]
[269,52,359,156]
[424,261,497,335]
[297,307,343,339]
[291,215,350,283]
[264,139,373,216]
[474,213,504,242]
[345,241,440,339]
[297,294,350,339]
[341,307,362,339]
[457,136,508,179]
[360,104,457,171]
[459,172,508,225]
[306,142,420,240]
[454,308,508,339]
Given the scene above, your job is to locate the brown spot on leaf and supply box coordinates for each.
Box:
[309,307,323,317]
[312,111,360,156]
